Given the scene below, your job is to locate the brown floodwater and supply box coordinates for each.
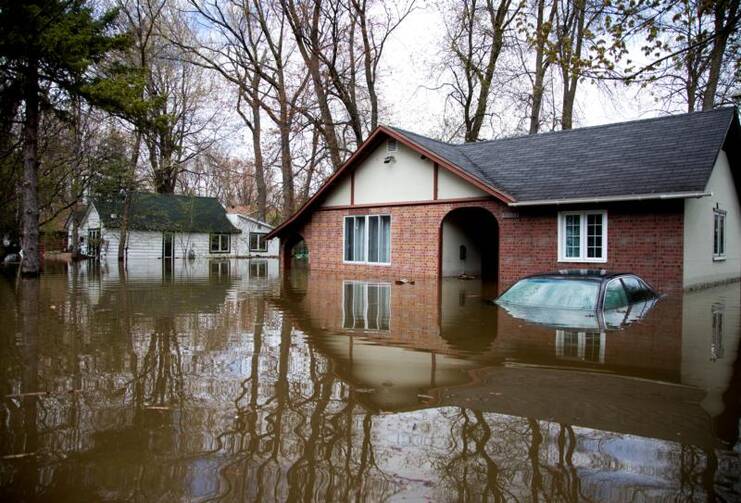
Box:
[0,259,739,501]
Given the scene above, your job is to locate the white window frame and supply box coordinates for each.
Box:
[557,210,608,263]
[341,280,391,332]
[249,231,268,252]
[343,214,392,266]
[713,208,726,261]
[210,233,231,253]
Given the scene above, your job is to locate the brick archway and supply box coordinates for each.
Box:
[439,207,499,282]
[281,232,308,271]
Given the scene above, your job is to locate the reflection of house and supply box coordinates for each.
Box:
[272,272,741,448]
[77,192,241,260]
[269,107,740,292]
[342,281,391,330]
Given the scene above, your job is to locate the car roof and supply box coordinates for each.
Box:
[521,270,634,282]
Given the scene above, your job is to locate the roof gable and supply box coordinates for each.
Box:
[93,192,239,234]
[392,106,738,204]
[269,106,738,238]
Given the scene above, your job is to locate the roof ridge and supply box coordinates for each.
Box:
[391,106,737,149]
[132,191,219,200]
[457,106,738,148]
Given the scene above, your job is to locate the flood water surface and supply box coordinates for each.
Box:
[1,259,740,501]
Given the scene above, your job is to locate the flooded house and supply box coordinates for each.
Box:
[74,192,278,260]
[268,107,740,292]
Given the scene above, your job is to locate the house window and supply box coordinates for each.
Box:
[249,259,267,278]
[342,281,391,331]
[210,260,230,277]
[711,303,724,361]
[210,233,230,253]
[387,138,397,153]
[344,215,391,264]
[558,210,607,263]
[713,209,726,260]
[249,232,268,252]
[555,330,605,363]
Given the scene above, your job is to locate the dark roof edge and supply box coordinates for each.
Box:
[508,191,712,207]
[456,105,738,148]
[266,126,515,240]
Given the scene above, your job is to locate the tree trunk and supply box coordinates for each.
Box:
[118,131,142,261]
[701,0,737,111]
[560,0,585,130]
[282,0,344,171]
[529,0,557,134]
[21,61,41,276]
[248,80,268,222]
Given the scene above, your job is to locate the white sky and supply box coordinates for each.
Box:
[376,2,666,138]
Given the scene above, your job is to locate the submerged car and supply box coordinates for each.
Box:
[494,270,660,330]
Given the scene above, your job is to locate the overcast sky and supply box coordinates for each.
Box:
[377,1,666,139]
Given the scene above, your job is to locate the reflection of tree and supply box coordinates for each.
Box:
[133,316,185,408]
[436,408,519,501]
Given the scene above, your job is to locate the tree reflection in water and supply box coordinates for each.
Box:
[0,262,739,501]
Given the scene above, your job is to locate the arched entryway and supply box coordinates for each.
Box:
[282,232,308,270]
[439,207,499,282]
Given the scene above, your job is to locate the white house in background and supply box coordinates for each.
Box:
[226,212,280,257]
[75,192,278,260]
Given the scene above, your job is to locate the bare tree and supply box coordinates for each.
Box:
[440,0,522,142]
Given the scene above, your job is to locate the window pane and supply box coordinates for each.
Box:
[353,217,366,262]
[352,283,366,328]
[603,280,628,309]
[714,214,720,255]
[368,216,379,263]
[379,216,391,263]
[587,214,603,258]
[719,215,725,255]
[499,278,599,310]
[344,218,354,261]
[378,284,390,330]
[210,235,219,251]
[565,215,581,258]
[367,284,380,329]
[622,276,651,303]
[343,282,355,329]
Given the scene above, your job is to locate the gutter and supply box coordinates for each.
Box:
[508,191,712,207]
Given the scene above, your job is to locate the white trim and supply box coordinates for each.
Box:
[557,210,608,263]
[341,280,392,331]
[510,191,711,207]
[231,213,275,230]
[248,231,269,252]
[342,214,392,266]
[713,207,727,260]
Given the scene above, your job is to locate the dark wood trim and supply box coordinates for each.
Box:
[318,196,493,212]
[266,125,514,240]
[433,162,439,200]
[350,170,355,206]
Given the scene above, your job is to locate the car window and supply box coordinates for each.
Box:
[621,276,653,303]
[498,278,600,310]
[603,279,629,310]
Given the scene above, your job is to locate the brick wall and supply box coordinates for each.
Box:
[282,198,685,293]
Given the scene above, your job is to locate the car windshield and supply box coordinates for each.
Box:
[498,277,600,310]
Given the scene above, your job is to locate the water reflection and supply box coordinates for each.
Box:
[0,261,739,501]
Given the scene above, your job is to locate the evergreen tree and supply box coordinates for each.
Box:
[0,0,127,275]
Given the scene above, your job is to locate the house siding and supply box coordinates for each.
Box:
[683,149,741,289]
[226,214,280,257]
[284,198,685,293]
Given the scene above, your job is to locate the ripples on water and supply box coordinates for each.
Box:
[0,259,739,501]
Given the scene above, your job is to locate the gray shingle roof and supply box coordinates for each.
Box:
[93,192,240,233]
[392,106,738,203]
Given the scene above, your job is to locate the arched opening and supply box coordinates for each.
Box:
[440,207,499,282]
[282,232,308,270]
